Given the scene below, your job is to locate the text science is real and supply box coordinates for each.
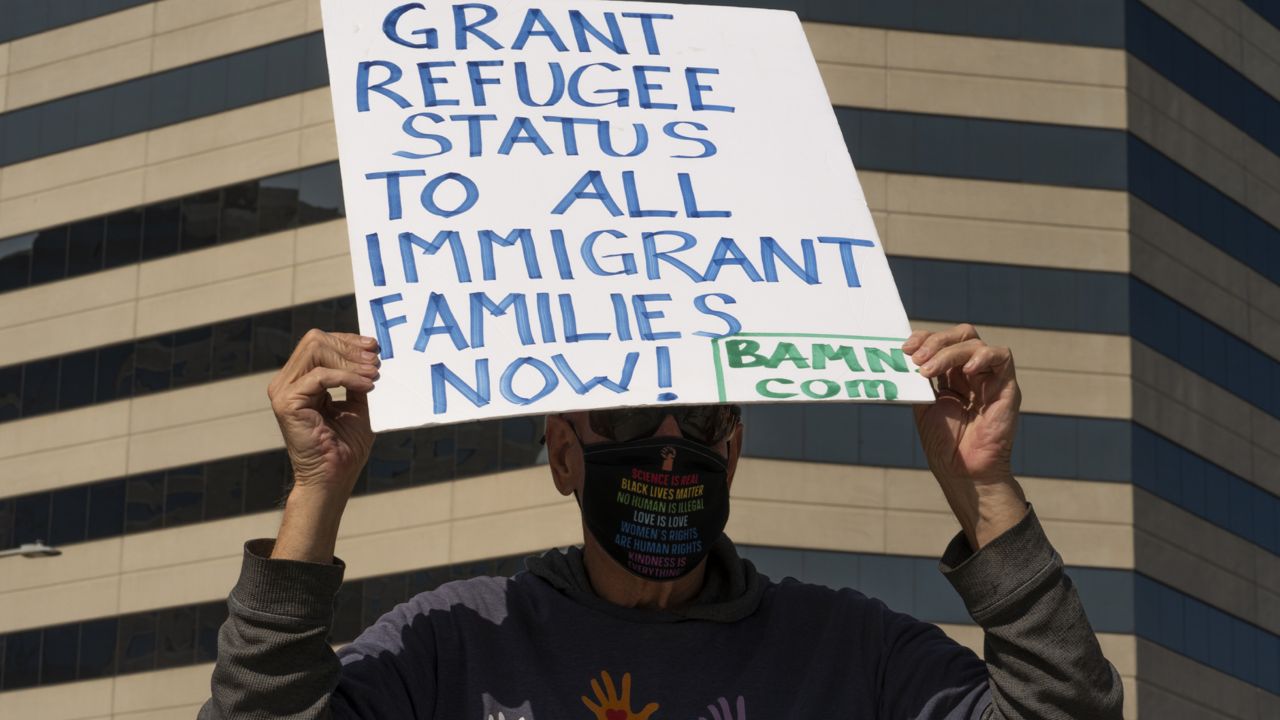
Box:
[319,0,934,431]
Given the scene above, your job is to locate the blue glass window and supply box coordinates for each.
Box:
[115,613,156,674]
[77,617,117,680]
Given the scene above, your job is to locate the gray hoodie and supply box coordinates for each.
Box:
[198,505,1123,719]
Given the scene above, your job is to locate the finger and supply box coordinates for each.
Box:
[620,672,632,703]
[283,329,379,381]
[330,331,380,353]
[603,672,618,702]
[640,703,660,719]
[285,367,376,405]
[917,338,985,378]
[961,344,1014,376]
[708,706,723,720]
[911,323,980,365]
[329,331,381,362]
[737,695,746,719]
[945,366,974,402]
[719,697,733,718]
[581,697,600,713]
[589,679,605,704]
[902,329,932,354]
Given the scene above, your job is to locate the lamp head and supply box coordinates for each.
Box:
[18,541,61,558]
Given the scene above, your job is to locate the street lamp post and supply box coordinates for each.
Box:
[0,540,62,559]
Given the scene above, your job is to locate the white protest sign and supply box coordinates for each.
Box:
[320,0,934,432]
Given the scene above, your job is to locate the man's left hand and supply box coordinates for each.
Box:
[903,323,1028,551]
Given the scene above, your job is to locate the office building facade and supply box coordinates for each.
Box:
[0,0,1277,717]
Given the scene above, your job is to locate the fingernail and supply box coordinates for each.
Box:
[360,364,378,373]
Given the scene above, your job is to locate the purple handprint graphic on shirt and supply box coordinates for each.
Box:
[698,696,745,720]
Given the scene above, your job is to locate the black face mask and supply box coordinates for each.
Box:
[579,436,730,581]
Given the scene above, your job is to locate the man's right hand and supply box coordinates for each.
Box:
[265,329,381,562]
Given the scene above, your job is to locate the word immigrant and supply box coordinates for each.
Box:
[321,0,930,429]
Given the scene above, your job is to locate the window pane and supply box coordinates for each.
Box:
[50,485,88,546]
[500,416,543,470]
[298,164,344,224]
[251,310,293,372]
[220,181,260,243]
[195,602,228,663]
[41,624,79,685]
[87,479,126,540]
[406,567,449,597]
[115,612,156,674]
[77,618,117,680]
[333,295,358,333]
[244,452,289,513]
[264,37,306,97]
[367,432,412,494]
[0,365,21,422]
[211,318,251,380]
[58,349,97,411]
[67,218,106,277]
[413,425,456,484]
[155,606,195,669]
[111,75,150,138]
[329,582,363,644]
[291,300,332,343]
[457,421,500,477]
[224,48,268,109]
[14,492,51,545]
[125,472,164,534]
[29,226,68,284]
[204,457,245,521]
[21,357,59,416]
[259,170,300,233]
[142,200,180,261]
[180,189,220,251]
[2,107,40,167]
[303,33,329,87]
[36,103,75,162]
[0,498,14,549]
[132,335,173,395]
[171,326,212,389]
[2,629,40,690]
[361,575,406,627]
[148,68,186,127]
[96,342,135,403]
[74,90,115,147]
[104,209,142,269]
[0,233,35,292]
[164,465,204,528]
[186,57,228,118]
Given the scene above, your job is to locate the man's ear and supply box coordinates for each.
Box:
[545,414,584,497]
[725,422,744,491]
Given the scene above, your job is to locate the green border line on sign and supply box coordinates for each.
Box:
[711,337,726,402]
[710,333,910,403]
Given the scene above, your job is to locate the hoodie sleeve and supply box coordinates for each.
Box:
[197,539,347,720]
[197,540,437,720]
[878,505,1124,719]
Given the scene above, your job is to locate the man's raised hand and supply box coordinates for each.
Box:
[903,324,1027,550]
[266,329,381,500]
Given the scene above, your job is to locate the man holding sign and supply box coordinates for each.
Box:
[199,325,1122,719]
[200,1,1122,718]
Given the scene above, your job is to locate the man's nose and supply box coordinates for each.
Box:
[653,414,682,438]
